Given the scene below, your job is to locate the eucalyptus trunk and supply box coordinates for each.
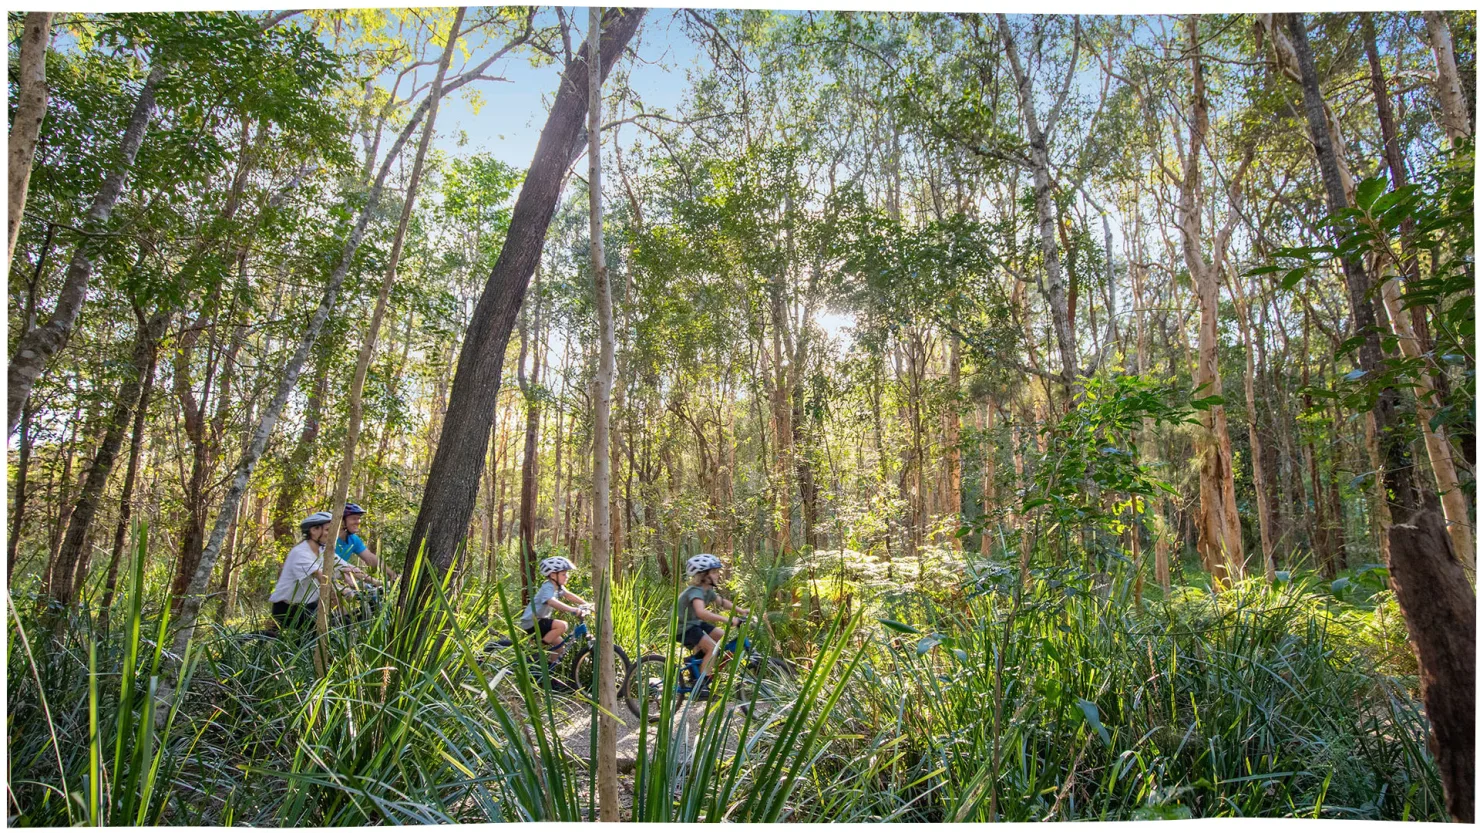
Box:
[7,12,54,263]
[8,57,167,435]
[1422,12,1473,144]
[1181,18,1244,586]
[587,7,621,817]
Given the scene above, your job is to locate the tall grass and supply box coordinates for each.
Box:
[801,564,1443,821]
[7,535,1446,823]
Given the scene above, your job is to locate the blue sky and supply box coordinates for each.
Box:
[430,7,706,173]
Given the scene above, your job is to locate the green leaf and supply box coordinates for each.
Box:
[1077,698,1113,747]
[916,633,946,655]
[878,618,920,634]
[1331,577,1351,595]
[1281,266,1310,290]
[1354,175,1388,211]
[1190,395,1225,410]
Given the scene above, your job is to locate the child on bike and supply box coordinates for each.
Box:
[519,556,592,666]
[678,554,749,693]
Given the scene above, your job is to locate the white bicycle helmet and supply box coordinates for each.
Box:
[299,511,334,536]
[539,556,576,576]
[686,553,724,577]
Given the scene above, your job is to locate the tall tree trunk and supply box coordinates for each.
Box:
[518,269,544,591]
[9,401,36,581]
[1232,281,1276,582]
[8,58,166,434]
[47,311,169,607]
[7,12,54,263]
[587,9,620,817]
[272,343,332,542]
[166,52,454,662]
[1289,14,1473,820]
[98,327,152,616]
[945,336,962,551]
[1388,511,1475,823]
[1364,15,1475,566]
[316,8,463,660]
[401,8,646,582]
[998,14,1078,398]
[980,401,995,557]
[1423,12,1473,144]
[1181,18,1245,586]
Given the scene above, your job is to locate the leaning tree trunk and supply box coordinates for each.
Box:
[400,7,646,584]
[46,311,169,607]
[587,7,621,817]
[166,66,453,662]
[8,57,166,435]
[7,12,54,263]
[272,343,332,542]
[316,7,465,666]
[1289,13,1474,821]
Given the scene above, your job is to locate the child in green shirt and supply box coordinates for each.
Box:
[678,554,749,686]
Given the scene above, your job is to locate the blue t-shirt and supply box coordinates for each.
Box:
[336,533,368,562]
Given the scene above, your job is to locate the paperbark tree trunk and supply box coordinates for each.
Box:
[587,7,621,817]
[7,12,54,263]
[401,8,646,582]
[999,15,1078,399]
[8,57,166,435]
[1181,18,1245,586]
[1423,12,1473,144]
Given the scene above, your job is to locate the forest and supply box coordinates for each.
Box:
[5,7,1476,824]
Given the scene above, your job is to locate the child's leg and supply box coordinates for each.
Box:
[697,627,725,676]
[543,619,569,662]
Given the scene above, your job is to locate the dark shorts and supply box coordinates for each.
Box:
[523,617,555,638]
[680,622,716,649]
[271,600,318,634]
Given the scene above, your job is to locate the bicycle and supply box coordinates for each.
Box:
[483,609,633,699]
[623,621,795,722]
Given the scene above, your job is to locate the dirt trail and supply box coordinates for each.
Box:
[552,694,744,770]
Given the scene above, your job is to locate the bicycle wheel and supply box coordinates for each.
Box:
[571,643,632,701]
[624,653,684,722]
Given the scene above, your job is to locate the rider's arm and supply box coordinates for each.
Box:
[716,596,750,618]
[693,599,733,625]
[561,589,591,607]
[547,597,585,614]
